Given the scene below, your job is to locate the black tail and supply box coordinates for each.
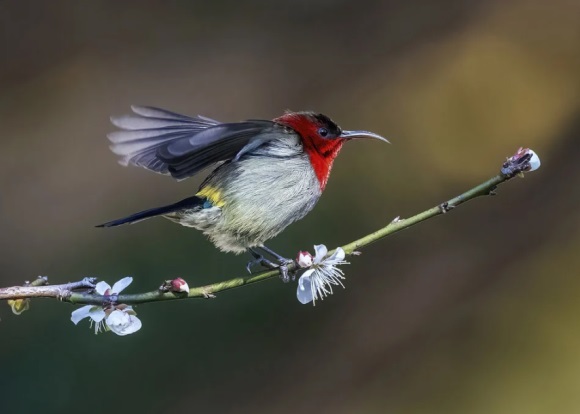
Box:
[96,195,203,228]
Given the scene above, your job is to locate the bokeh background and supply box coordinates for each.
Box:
[1,1,579,413]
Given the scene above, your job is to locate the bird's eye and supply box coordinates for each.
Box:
[318,127,329,137]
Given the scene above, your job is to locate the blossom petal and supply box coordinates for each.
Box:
[297,272,315,304]
[106,309,129,328]
[111,276,133,294]
[106,309,142,336]
[90,307,107,323]
[71,305,102,324]
[119,315,142,335]
[95,281,112,295]
[327,247,346,263]
[528,150,541,171]
[313,245,328,263]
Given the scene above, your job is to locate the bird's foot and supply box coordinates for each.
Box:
[258,246,298,283]
[247,249,296,283]
[275,258,296,283]
[246,254,277,274]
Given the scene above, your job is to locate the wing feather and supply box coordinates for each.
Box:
[107,106,277,179]
[129,105,211,121]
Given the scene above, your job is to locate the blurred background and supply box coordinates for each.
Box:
[1,0,579,413]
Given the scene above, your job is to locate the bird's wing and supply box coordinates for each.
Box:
[108,105,276,180]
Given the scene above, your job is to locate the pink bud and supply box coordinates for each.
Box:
[297,251,313,268]
[170,277,190,293]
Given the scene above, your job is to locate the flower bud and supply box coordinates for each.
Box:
[7,298,30,315]
[170,277,190,293]
[297,251,314,268]
[527,150,541,171]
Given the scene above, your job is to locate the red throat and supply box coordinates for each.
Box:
[301,137,344,190]
[274,113,345,191]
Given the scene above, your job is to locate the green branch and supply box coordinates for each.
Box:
[0,147,540,307]
[340,174,503,254]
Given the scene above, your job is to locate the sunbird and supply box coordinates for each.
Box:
[97,106,387,280]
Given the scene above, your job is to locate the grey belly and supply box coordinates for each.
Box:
[178,153,321,253]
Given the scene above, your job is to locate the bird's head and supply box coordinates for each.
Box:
[274,111,388,190]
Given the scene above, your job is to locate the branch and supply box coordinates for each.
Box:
[0,277,96,300]
[0,147,540,307]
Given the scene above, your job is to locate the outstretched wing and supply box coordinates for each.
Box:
[108,105,276,180]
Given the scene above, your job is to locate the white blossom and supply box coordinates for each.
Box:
[106,307,142,336]
[297,245,349,305]
[70,277,141,335]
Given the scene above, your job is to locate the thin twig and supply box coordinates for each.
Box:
[0,147,538,306]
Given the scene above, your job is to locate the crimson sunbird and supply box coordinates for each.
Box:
[97,106,388,280]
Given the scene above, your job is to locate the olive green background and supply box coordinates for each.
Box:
[1,1,579,413]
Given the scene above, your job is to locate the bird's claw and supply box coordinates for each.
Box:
[246,255,277,273]
[277,258,296,283]
[246,255,295,283]
[246,259,258,274]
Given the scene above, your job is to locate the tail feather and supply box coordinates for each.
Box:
[96,195,203,228]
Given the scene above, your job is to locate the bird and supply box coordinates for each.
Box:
[97,106,388,281]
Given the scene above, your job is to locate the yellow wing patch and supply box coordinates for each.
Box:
[196,186,226,208]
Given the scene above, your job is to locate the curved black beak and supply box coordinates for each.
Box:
[340,130,390,143]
